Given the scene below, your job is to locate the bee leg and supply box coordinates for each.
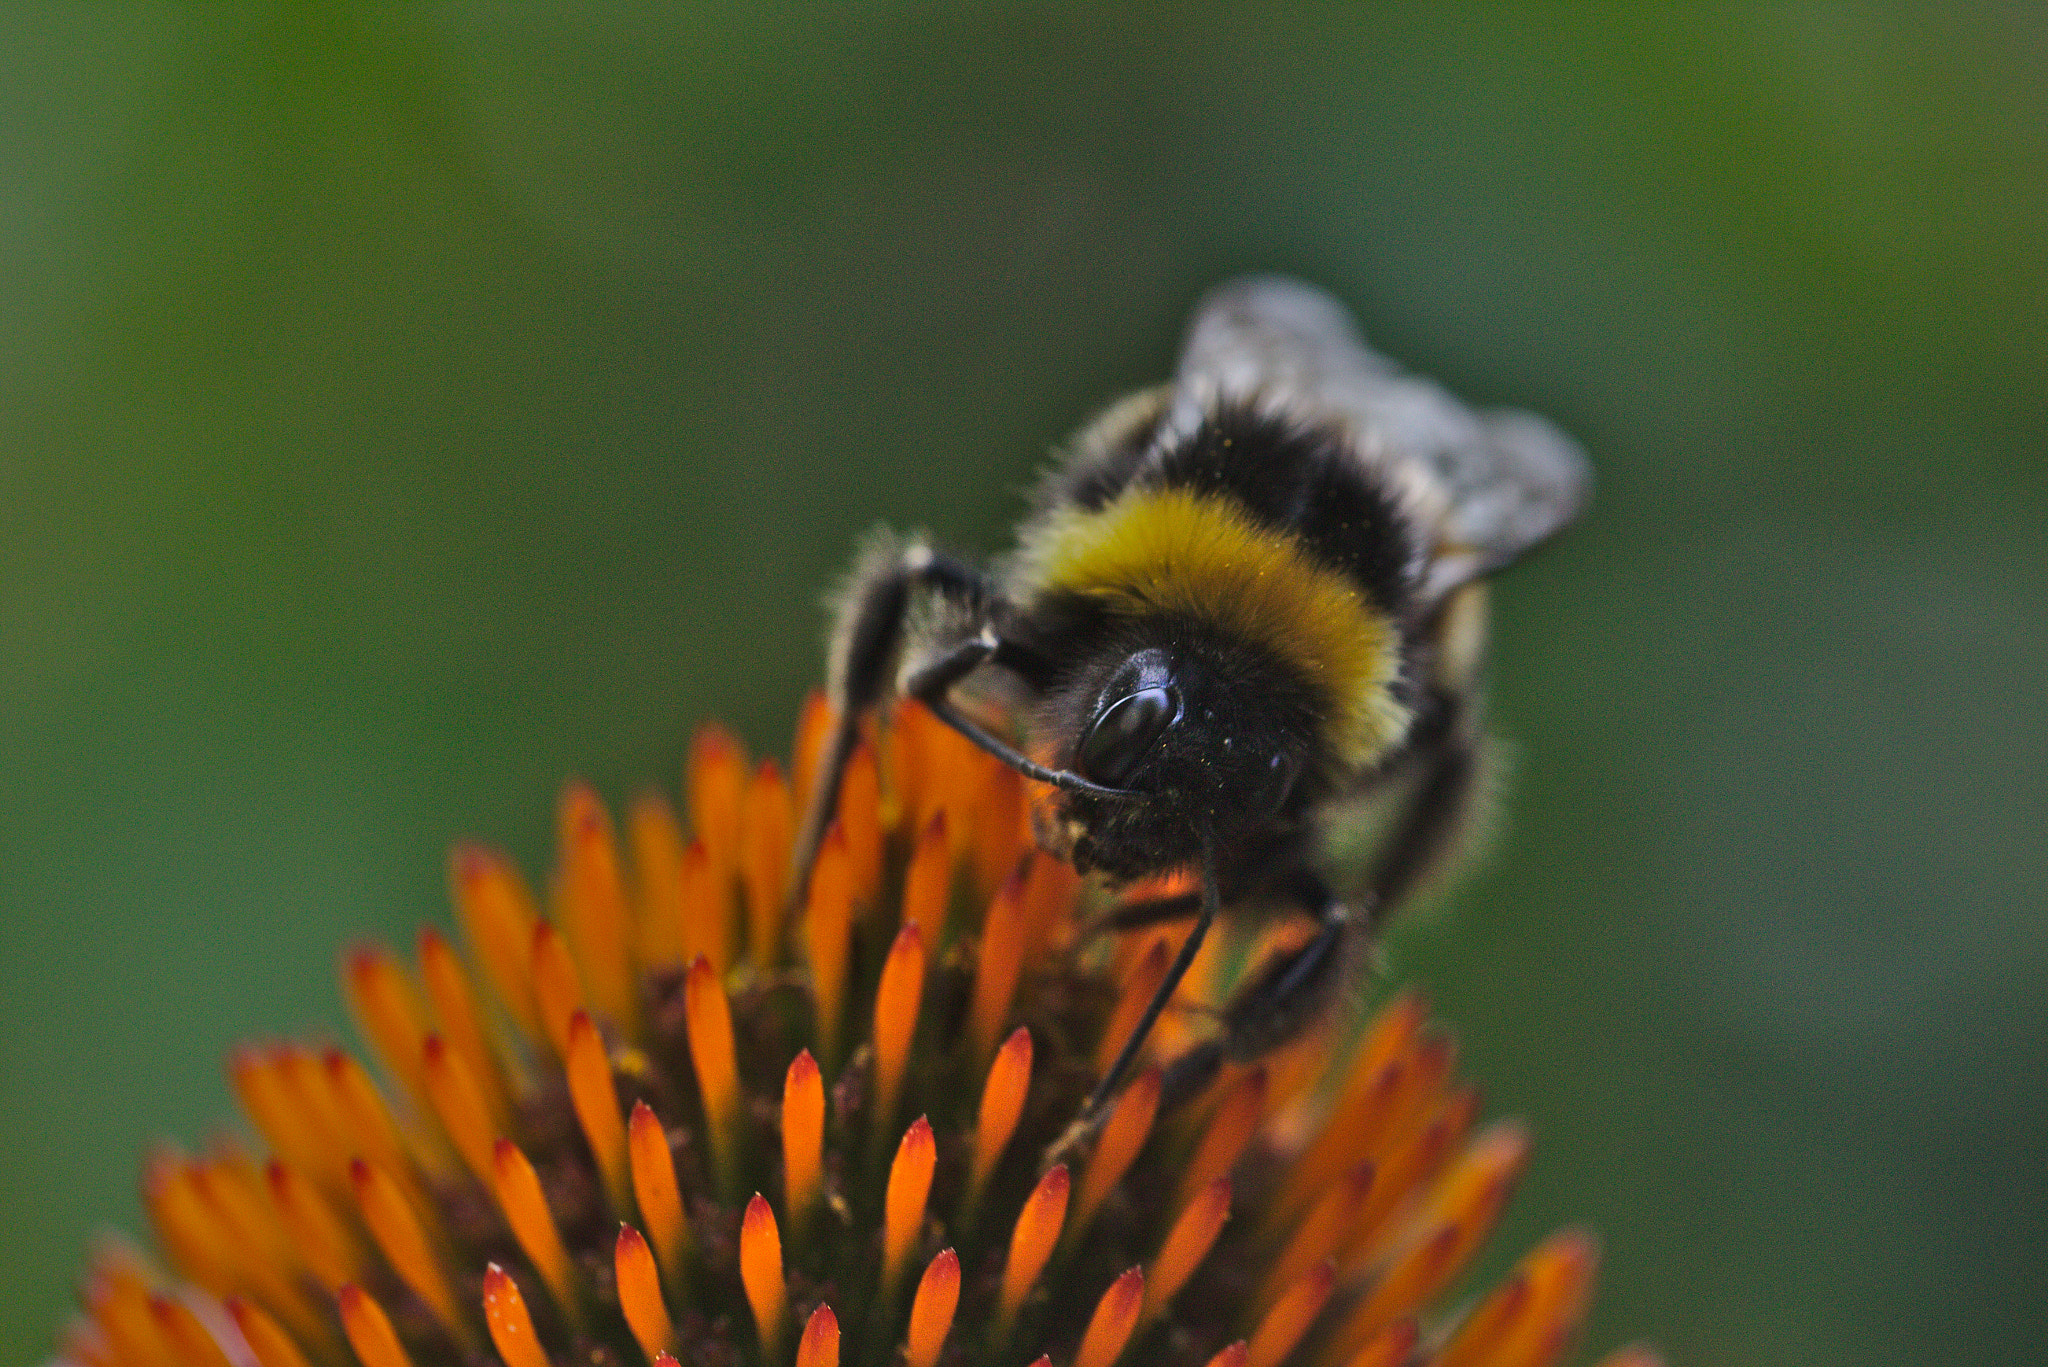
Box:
[1161,885,1354,1109]
[1045,833,1222,1166]
[786,544,1000,923]
[1361,687,1480,932]
[1084,889,1205,936]
[1152,697,1478,1109]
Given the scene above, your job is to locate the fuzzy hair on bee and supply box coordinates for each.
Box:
[788,277,1589,1153]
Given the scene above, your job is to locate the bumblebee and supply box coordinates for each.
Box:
[790,277,1589,1147]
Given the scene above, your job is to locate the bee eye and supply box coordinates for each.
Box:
[1076,686,1179,789]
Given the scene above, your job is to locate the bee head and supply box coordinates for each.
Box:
[1045,635,1323,881]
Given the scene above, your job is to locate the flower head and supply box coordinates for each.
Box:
[57,696,1656,1367]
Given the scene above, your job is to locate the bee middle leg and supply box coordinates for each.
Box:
[1361,684,1482,931]
[1160,883,1355,1107]
[1086,889,1206,935]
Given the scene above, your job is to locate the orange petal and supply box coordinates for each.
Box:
[1143,1175,1230,1320]
[141,1152,233,1291]
[490,1139,578,1317]
[349,1158,462,1338]
[228,1048,326,1188]
[688,722,749,874]
[225,1298,316,1367]
[630,791,690,968]
[740,759,794,969]
[837,738,884,909]
[999,1164,1069,1320]
[629,1101,692,1284]
[615,1225,675,1362]
[418,927,512,1128]
[556,782,640,1035]
[904,1248,961,1367]
[1073,1065,1163,1236]
[1257,1160,1373,1315]
[802,823,853,1063]
[1073,1267,1145,1367]
[888,698,938,835]
[871,921,926,1132]
[1437,1229,1599,1367]
[291,1049,369,1183]
[481,1264,552,1367]
[899,811,951,940]
[683,956,742,1185]
[1020,853,1081,962]
[1400,1120,1529,1260]
[194,1155,320,1333]
[1338,1226,1459,1358]
[80,1250,162,1367]
[85,1298,159,1367]
[969,862,1031,1060]
[1244,1259,1334,1367]
[565,1011,631,1213]
[448,844,542,1040]
[1177,1066,1267,1210]
[883,1117,937,1292]
[782,1050,825,1221]
[1095,938,1172,1077]
[1331,1124,1528,1365]
[1258,1016,1338,1125]
[1203,1344,1248,1367]
[969,1028,1033,1200]
[677,837,730,976]
[1432,1269,1532,1367]
[796,1304,839,1367]
[1274,990,1427,1219]
[336,1286,416,1367]
[1341,1320,1419,1367]
[420,1033,497,1186]
[265,1161,361,1291]
[789,690,831,810]
[1146,1180,1220,1328]
[321,1049,435,1195]
[966,756,1027,901]
[530,921,587,1062]
[150,1292,233,1367]
[739,1194,787,1356]
[1150,916,1229,1063]
[1515,1229,1605,1367]
[1350,1088,1478,1261]
[341,944,431,1109]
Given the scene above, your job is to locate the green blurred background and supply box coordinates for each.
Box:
[4,7,2043,1364]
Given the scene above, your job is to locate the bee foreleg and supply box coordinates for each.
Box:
[787,543,1001,923]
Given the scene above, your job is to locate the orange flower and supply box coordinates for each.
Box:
[54,696,1658,1367]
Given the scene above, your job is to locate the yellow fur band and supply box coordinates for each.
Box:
[1016,487,1409,767]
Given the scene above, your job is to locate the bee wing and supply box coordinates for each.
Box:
[1165,276,1591,601]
